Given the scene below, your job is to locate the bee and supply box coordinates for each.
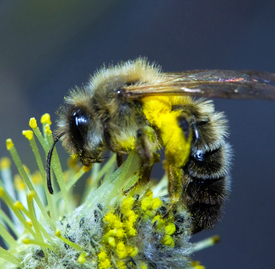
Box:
[46,58,275,234]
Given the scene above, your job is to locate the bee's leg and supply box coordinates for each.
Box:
[123,128,158,195]
[104,124,125,168]
[162,113,192,205]
[135,128,160,183]
[165,162,184,204]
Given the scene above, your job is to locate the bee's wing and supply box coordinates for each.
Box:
[125,70,275,101]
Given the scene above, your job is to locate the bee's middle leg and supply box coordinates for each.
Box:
[135,128,160,183]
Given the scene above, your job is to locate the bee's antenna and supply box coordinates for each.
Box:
[46,132,65,194]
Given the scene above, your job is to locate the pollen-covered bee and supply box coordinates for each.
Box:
[46,58,275,234]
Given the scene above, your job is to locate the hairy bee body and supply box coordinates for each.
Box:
[55,59,232,233]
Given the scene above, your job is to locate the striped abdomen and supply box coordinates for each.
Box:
[179,100,232,234]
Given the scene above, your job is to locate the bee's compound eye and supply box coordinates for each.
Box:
[70,108,89,150]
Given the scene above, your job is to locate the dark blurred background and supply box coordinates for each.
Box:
[0,1,274,268]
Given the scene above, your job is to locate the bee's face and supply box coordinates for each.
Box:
[57,104,105,166]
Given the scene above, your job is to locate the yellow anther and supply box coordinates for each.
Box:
[27,190,36,200]
[116,228,125,238]
[126,210,138,223]
[26,220,32,227]
[98,250,108,261]
[165,223,176,235]
[161,234,175,248]
[107,236,116,247]
[6,139,14,150]
[22,130,33,140]
[14,201,24,210]
[77,252,86,264]
[45,124,52,135]
[127,245,139,257]
[151,198,163,210]
[113,219,123,229]
[116,260,127,269]
[31,171,43,184]
[22,238,31,244]
[190,261,205,269]
[141,197,151,211]
[55,229,62,237]
[29,118,37,129]
[103,212,117,224]
[152,215,165,230]
[41,113,52,125]
[145,189,153,199]
[0,187,4,196]
[82,165,92,172]
[0,157,11,169]
[99,258,111,269]
[140,262,148,269]
[14,175,26,191]
[23,165,30,174]
[67,156,78,168]
[116,241,127,259]
[124,221,136,236]
[121,197,134,212]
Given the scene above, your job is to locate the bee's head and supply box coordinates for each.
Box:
[46,103,104,194]
[58,105,105,166]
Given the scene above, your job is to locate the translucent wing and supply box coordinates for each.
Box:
[125,70,275,101]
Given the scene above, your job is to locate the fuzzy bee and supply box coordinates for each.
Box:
[46,58,275,234]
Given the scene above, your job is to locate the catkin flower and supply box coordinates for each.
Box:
[0,114,218,269]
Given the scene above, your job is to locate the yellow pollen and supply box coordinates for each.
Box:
[116,241,127,259]
[121,197,134,212]
[116,260,127,269]
[116,228,125,238]
[45,124,52,135]
[98,250,108,261]
[22,130,34,140]
[27,190,36,200]
[14,201,24,210]
[103,212,117,225]
[140,262,148,269]
[151,198,163,210]
[14,175,26,191]
[165,223,176,235]
[22,238,31,244]
[41,113,52,125]
[107,236,116,247]
[6,139,14,150]
[190,261,206,269]
[77,252,86,264]
[23,165,30,174]
[29,117,37,129]
[55,229,62,237]
[0,157,11,169]
[0,187,4,196]
[26,220,32,227]
[127,245,139,257]
[161,234,175,248]
[99,259,111,269]
[145,190,153,198]
[31,171,43,184]
[67,156,78,168]
[82,165,92,172]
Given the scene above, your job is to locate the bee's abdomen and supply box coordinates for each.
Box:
[181,100,231,234]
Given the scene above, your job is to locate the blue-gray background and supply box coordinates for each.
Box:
[0,1,274,268]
